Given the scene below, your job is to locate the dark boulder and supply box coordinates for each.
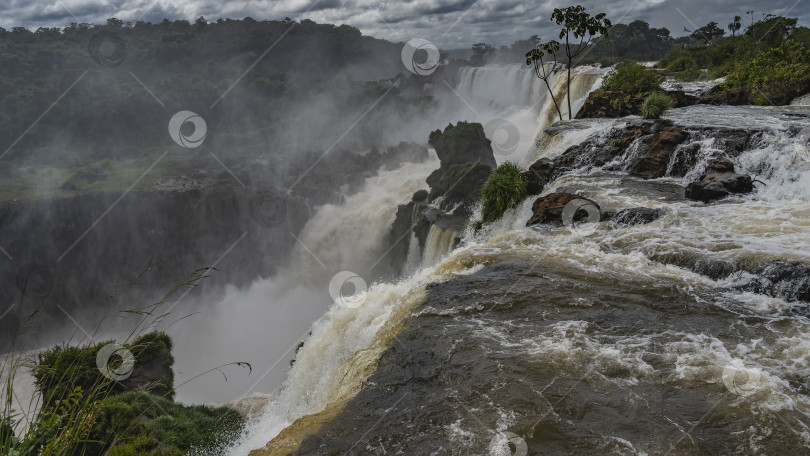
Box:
[523,158,556,195]
[426,162,493,203]
[526,192,600,227]
[685,171,754,202]
[741,261,810,303]
[428,122,497,170]
[706,157,735,173]
[412,189,428,202]
[628,127,689,179]
[612,207,666,226]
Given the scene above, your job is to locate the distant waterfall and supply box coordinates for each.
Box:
[452,64,605,164]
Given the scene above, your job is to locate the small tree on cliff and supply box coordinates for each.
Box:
[526,40,564,121]
[550,6,611,119]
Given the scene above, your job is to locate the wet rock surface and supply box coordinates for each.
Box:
[611,207,666,226]
[628,127,690,179]
[526,192,600,227]
[741,261,810,303]
[685,158,754,202]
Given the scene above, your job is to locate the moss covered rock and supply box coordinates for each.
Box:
[87,391,244,455]
[428,122,497,170]
[426,162,493,203]
[33,331,175,406]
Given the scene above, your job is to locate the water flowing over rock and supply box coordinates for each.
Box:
[611,207,666,226]
[628,126,689,179]
[741,261,810,303]
[526,192,600,227]
[685,158,755,202]
[227,68,810,456]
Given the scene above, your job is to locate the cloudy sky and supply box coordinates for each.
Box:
[3,0,809,48]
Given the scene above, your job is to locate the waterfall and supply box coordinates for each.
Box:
[223,65,611,454]
[452,64,604,164]
[421,225,458,267]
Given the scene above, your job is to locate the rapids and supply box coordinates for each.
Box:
[223,64,810,455]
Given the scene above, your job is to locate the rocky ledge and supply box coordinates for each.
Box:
[524,119,760,206]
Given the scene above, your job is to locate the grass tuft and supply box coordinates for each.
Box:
[640,92,672,119]
[480,162,528,224]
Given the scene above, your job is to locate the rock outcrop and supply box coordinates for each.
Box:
[523,158,555,195]
[382,122,496,276]
[576,90,698,119]
[428,121,497,170]
[685,158,754,202]
[526,193,600,227]
[627,126,689,179]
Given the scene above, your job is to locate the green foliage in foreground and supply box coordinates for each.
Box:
[641,92,672,119]
[91,391,244,455]
[722,39,810,105]
[481,162,528,224]
[3,329,244,455]
[33,332,175,406]
[599,61,662,95]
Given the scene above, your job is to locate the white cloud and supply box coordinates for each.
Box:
[1,0,808,49]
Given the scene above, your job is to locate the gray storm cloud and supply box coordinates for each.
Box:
[2,0,809,48]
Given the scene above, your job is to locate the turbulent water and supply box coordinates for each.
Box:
[218,65,810,455]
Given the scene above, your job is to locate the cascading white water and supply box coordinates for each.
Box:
[226,64,608,454]
[170,159,438,405]
[421,225,458,267]
[453,64,605,164]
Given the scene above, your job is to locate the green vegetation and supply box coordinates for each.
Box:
[480,162,528,224]
[665,56,703,81]
[33,332,175,406]
[2,332,244,455]
[653,14,810,104]
[3,298,246,456]
[90,392,243,455]
[721,40,810,105]
[0,17,429,196]
[600,61,662,95]
[640,92,672,119]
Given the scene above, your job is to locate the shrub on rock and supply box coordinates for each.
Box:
[481,162,528,224]
[641,92,672,119]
